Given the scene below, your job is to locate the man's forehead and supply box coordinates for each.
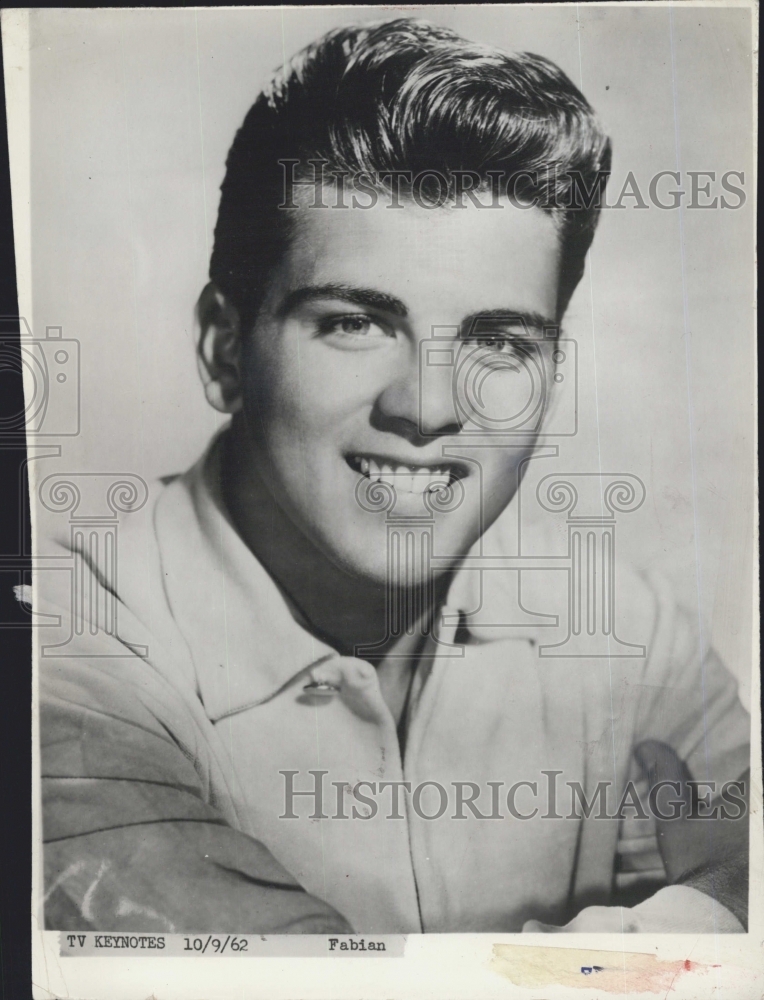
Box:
[277,184,562,320]
[289,181,560,241]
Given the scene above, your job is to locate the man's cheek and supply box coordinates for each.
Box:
[479,464,517,506]
[259,384,328,439]
[463,469,521,536]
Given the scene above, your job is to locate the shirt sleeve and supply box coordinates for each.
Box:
[41,658,353,934]
[629,572,750,786]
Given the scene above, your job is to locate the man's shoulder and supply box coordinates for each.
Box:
[33,457,214,697]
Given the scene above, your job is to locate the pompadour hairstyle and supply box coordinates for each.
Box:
[209,18,611,330]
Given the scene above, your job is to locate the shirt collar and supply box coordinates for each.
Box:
[155,430,535,722]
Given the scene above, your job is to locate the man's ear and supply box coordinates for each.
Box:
[196,282,244,414]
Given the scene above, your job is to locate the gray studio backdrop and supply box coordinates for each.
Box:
[27,6,755,704]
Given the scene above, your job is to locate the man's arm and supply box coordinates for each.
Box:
[523,571,750,934]
[635,741,749,927]
[42,660,352,934]
[524,742,748,933]
[44,823,351,934]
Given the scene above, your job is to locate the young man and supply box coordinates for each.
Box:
[40,19,749,934]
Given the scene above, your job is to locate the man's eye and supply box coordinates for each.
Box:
[318,314,388,337]
[470,333,524,354]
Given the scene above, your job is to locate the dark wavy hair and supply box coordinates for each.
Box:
[209,18,611,330]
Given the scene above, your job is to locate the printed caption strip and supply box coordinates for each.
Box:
[59,933,407,957]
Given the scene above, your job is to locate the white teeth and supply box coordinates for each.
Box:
[410,469,429,495]
[355,456,455,494]
[402,472,416,495]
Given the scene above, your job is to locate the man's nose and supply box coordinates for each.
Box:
[373,346,464,444]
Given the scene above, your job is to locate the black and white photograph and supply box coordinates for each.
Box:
[0,4,759,998]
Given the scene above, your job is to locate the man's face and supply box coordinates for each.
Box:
[237,190,561,583]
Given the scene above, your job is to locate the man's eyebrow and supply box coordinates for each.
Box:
[461,308,558,335]
[276,283,408,318]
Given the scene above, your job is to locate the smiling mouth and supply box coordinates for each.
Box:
[347,454,466,495]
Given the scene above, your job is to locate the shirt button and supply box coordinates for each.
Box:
[302,680,341,696]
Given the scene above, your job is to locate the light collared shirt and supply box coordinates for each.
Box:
[39,433,750,933]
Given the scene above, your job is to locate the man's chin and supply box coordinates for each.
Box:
[316,525,464,590]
